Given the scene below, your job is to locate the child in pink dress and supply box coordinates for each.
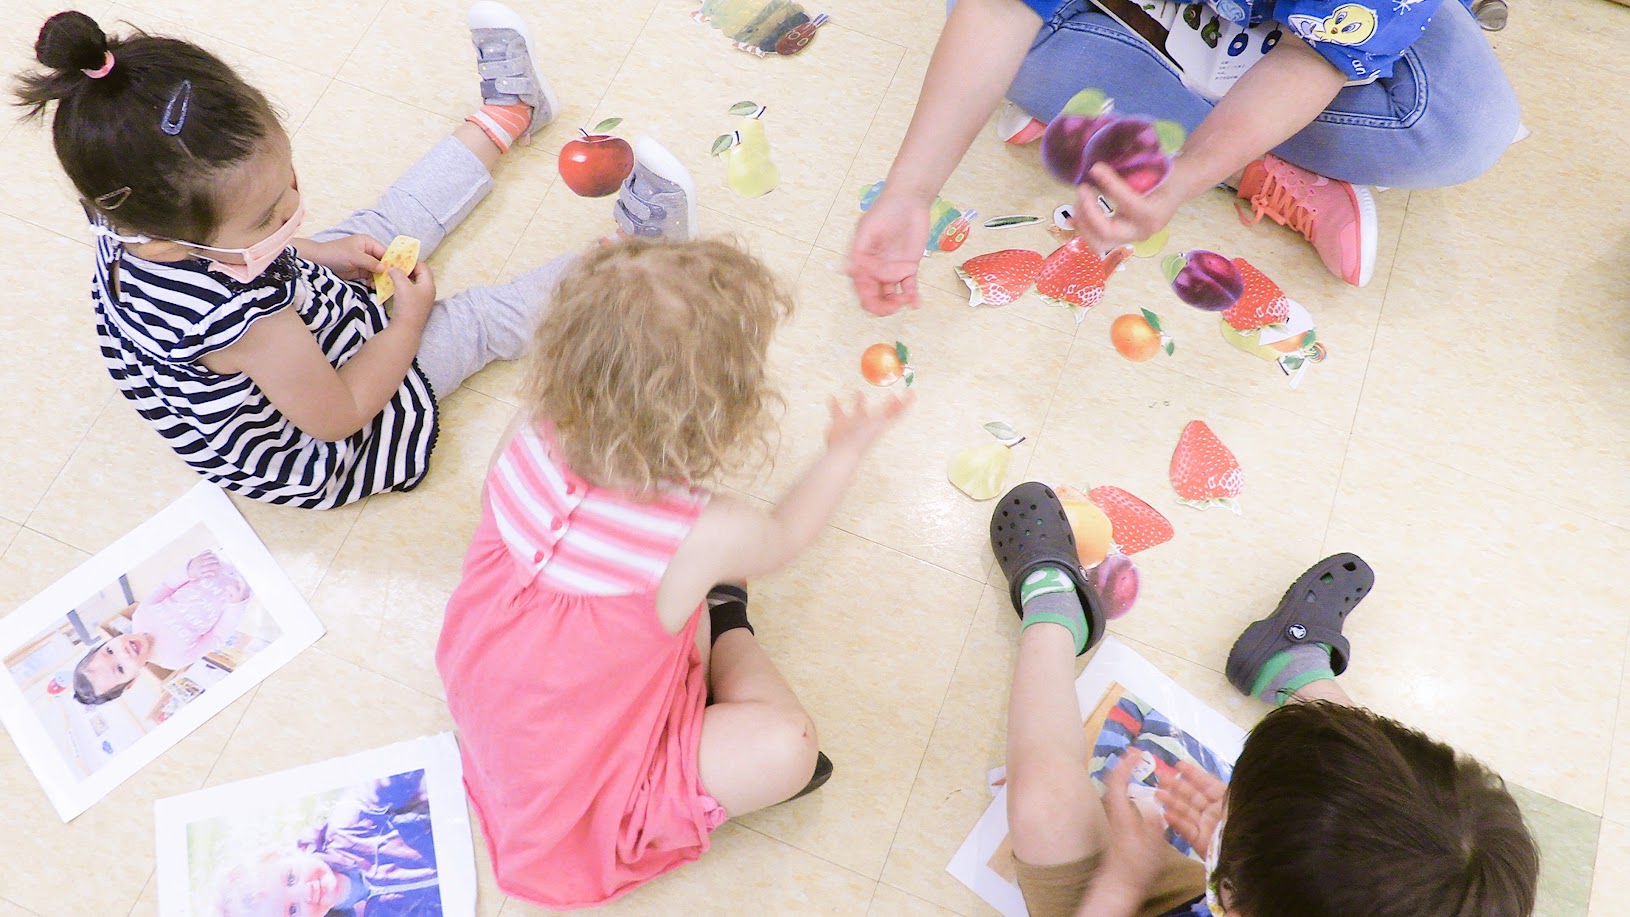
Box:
[437,238,911,909]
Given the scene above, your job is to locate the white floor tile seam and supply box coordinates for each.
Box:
[15,388,124,546]
[736,819,889,885]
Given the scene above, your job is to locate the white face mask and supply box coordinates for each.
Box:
[90,201,305,283]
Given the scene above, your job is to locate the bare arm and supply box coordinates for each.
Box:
[199,264,435,443]
[656,393,913,627]
[848,0,1041,314]
[1073,36,1348,248]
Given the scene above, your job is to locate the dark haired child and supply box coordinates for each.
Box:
[988,482,1540,917]
[13,4,696,508]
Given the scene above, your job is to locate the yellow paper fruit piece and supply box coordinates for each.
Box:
[948,441,1012,501]
[1060,497,1113,567]
[727,118,779,198]
[373,235,422,303]
[1132,226,1170,258]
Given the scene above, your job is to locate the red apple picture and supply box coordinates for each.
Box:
[559,117,634,198]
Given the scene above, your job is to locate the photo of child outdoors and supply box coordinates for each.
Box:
[2,523,282,780]
[196,769,442,917]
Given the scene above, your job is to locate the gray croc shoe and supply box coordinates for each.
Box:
[989,482,1106,656]
[614,136,698,241]
[1225,553,1374,695]
[468,1,559,136]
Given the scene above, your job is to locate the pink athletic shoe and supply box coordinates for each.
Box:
[996,101,1047,145]
[1236,155,1377,287]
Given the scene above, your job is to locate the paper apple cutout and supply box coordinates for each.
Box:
[559,118,634,198]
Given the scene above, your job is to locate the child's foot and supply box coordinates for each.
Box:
[1225,553,1374,705]
[1236,154,1377,287]
[785,751,834,802]
[996,101,1047,145]
[465,1,559,152]
[989,482,1106,656]
[707,583,754,642]
[614,137,697,240]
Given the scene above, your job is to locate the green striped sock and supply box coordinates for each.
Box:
[1019,566,1089,653]
[1248,643,1335,706]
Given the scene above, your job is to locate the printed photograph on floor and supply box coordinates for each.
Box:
[0,484,323,820]
[155,733,476,917]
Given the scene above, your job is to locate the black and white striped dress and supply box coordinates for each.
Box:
[92,234,439,509]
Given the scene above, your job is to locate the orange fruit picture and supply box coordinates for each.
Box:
[1055,484,1114,567]
[1110,309,1173,362]
[860,341,914,387]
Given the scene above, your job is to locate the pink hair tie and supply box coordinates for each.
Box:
[82,51,114,79]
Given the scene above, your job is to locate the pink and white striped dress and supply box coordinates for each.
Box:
[437,421,726,910]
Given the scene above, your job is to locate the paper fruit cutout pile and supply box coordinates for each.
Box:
[1170,420,1242,513]
[559,118,633,198]
[713,102,779,197]
[1111,310,1174,362]
[1218,259,1326,386]
[1056,483,1174,620]
[948,422,1024,501]
[1041,89,1186,194]
[693,0,828,56]
[860,341,914,387]
[372,235,420,304]
[860,180,975,254]
[957,240,1130,322]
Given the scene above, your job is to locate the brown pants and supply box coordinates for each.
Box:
[1014,844,1207,917]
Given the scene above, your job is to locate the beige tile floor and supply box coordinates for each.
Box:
[1,1,1628,914]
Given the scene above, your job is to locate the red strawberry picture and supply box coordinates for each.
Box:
[1087,485,1174,555]
[1221,258,1291,332]
[1169,420,1243,513]
[955,249,1044,307]
[1035,238,1131,317]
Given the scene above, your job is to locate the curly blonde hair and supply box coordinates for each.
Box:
[522,238,793,493]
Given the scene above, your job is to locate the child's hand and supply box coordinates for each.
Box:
[388,262,437,330]
[825,390,914,454]
[1097,749,1173,898]
[1156,760,1227,859]
[1071,165,1181,253]
[847,195,931,316]
[299,234,387,282]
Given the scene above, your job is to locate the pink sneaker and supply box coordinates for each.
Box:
[996,101,1047,145]
[1236,155,1377,287]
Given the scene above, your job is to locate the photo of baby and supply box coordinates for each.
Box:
[199,770,441,917]
[3,524,281,779]
[156,734,475,917]
[0,483,323,821]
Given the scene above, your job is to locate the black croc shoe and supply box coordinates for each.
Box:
[989,482,1106,656]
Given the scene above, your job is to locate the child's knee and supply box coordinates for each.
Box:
[762,706,819,783]
[1006,758,1100,856]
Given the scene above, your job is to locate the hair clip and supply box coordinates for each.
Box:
[93,186,132,210]
[82,51,115,79]
[161,80,192,136]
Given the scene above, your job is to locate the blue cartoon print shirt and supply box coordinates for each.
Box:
[1022,0,1444,80]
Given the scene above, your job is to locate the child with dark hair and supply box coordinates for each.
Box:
[12,5,694,509]
[73,549,251,706]
[987,481,1540,917]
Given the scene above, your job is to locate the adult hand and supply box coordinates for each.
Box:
[1156,760,1227,859]
[825,390,915,454]
[1071,166,1181,253]
[847,194,931,316]
[300,234,387,282]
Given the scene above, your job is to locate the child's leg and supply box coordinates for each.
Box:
[1006,622,1103,867]
[413,255,572,395]
[307,136,495,259]
[697,628,821,816]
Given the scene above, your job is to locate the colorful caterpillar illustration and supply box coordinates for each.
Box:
[859,180,976,254]
[694,0,829,57]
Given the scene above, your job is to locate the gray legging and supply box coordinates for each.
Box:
[308,135,571,396]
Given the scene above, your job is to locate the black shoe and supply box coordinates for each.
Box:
[786,751,833,802]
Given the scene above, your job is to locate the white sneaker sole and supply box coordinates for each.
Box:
[468,1,560,128]
[1351,184,1377,287]
[632,135,698,239]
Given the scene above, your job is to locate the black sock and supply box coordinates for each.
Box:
[707,586,753,645]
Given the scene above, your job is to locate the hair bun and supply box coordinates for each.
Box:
[35,11,109,74]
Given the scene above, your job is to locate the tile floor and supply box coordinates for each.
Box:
[1,1,1627,915]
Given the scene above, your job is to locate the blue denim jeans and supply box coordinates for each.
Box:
[995,0,1519,187]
